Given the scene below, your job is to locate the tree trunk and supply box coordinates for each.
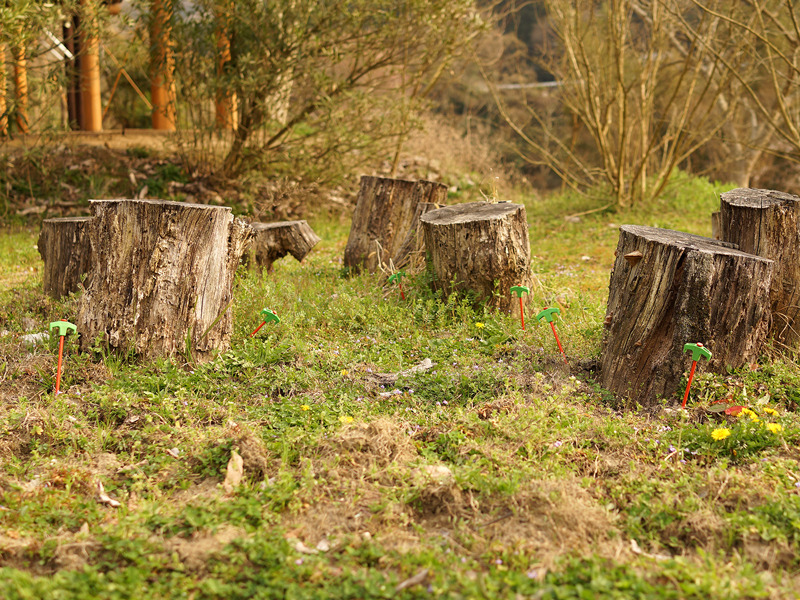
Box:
[0,42,7,137]
[600,225,773,406]
[344,176,447,273]
[38,217,93,299]
[719,188,800,349]
[246,220,321,272]
[420,201,533,314]
[76,199,253,363]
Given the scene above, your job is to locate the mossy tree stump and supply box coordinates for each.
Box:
[600,226,773,406]
[720,188,800,349]
[420,201,533,314]
[38,216,92,298]
[246,220,321,272]
[344,176,447,273]
[76,199,253,362]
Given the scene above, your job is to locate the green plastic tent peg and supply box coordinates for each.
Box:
[681,342,712,408]
[510,286,530,330]
[536,307,567,363]
[388,271,407,300]
[49,320,77,395]
[251,308,280,337]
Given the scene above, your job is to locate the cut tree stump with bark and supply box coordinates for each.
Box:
[420,201,533,314]
[246,220,321,272]
[37,216,92,298]
[720,188,800,348]
[600,225,773,406]
[76,199,254,362]
[344,176,447,273]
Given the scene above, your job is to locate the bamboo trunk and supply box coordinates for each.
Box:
[79,0,102,132]
[150,0,177,130]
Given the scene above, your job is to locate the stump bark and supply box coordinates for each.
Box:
[344,176,447,273]
[76,199,254,362]
[246,220,321,272]
[420,201,533,313]
[719,188,800,348]
[600,225,773,406]
[37,217,92,298]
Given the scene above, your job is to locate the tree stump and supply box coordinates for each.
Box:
[420,201,533,313]
[76,199,254,363]
[600,225,773,406]
[343,176,447,273]
[719,188,800,348]
[246,220,321,272]
[37,217,92,298]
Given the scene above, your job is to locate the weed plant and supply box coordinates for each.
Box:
[1,174,799,598]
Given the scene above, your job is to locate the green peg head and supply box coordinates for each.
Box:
[536,307,560,323]
[683,342,712,362]
[49,320,77,337]
[510,285,530,298]
[388,271,406,284]
[260,308,280,324]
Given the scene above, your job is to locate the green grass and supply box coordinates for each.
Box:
[2,172,800,599]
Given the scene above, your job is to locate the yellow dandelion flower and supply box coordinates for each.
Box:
[766,423,783,434]
[711,428,731,441]
[475,322,485,329]
[763,407,779,416]
[740,408,760,422]
[341,370,349,376]
[301,404,311,411]
[339,415,354,424]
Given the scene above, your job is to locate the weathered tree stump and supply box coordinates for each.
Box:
[76,199,254,362]
[37,217,92,298]
[420,201,533,313]
[720,188,800,348]
[600,225,773,406]
[246,220,321,272]
[344,176,447,273]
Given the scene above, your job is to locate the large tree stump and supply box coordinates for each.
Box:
[246,220,321,272]
[343,176,447,273]
[76,199,254,362]
[420,201,533,313]
[600,226,773,406]
[720,188,800,348]
[37,217,92,298]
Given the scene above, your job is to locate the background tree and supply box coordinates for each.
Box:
[484,0,746,208]
[166,0,489,181]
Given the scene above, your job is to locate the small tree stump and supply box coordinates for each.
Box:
[344,176,447,273]
[76,199,254,362]
[420,201,533,313]
[720,188,800,348]
[600,225,773,406]
[37,217,92,298]
[246,220,321,272]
